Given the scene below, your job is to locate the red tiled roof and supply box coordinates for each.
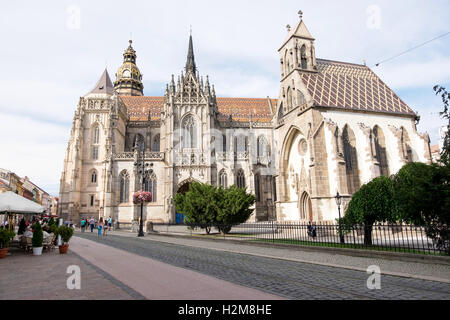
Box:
[301,59,415,116]
[430,144,440,153]
[120,96,275,122]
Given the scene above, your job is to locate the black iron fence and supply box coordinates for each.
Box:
[147,222,449,255]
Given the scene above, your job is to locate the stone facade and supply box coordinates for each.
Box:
[58,12,431,226]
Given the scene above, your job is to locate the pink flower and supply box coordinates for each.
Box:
[133,191,152,204]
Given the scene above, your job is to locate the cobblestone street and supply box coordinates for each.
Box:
[74,232,450,300]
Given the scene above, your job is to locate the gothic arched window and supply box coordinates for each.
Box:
[236,169,245,189]
[144,173,157,202]
[219,170,228,188]
[373,126,390,176]
[301,45,307,69]
[119,171,130,203]
[93,126,100,144]
[182,115,197,149]
[254,173,261,202]
[91,170,97,184]
[342,125,360,194]
[257,135,269,158]
[153,134,160,152]
[287,87,293,110]
[297,90,306,106]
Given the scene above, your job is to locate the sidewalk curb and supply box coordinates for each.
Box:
[144,231,450,266]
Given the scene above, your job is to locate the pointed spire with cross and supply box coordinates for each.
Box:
[185,28,197,74]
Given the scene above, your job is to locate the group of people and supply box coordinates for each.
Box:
[80,216,113,236]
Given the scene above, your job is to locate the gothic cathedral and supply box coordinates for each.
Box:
[59,12,432,226]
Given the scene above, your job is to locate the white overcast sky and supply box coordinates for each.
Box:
[0,0,449,196]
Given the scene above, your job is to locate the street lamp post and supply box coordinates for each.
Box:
[335,191,345,244]
[133,148,153,237]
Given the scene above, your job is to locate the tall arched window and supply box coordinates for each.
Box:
[144,173,157,202]
[119,171,130,203]
[182,115,197,149]
[92,125,100,160]
[254,173,261,202]
[91,170,97,184]
[219,170,228,188]
[297,90,306,106]
[236,169,245,189]
[153,134,160,152]
[373,126,390,176]
[257,135,269,158]
[286,87,293,110]
[222,134,227,152]
[301,45,307,69]
[342,125,360,194]
[93,126,100,144]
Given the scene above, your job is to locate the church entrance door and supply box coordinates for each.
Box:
[175,182,191,224]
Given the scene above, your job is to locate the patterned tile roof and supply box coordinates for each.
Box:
[301,59,415,116]
[120,96,275,122]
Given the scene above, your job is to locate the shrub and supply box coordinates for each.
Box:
[32,223,43,248]
[0,229,15,249]
[56,226,74,244]
[215,185,255,234]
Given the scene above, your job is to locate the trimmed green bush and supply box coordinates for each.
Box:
[32,223,43,248]
[56,226,74,244]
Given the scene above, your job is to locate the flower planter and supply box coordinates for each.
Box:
[59,244,69,254]
[0,248,8,259]
[33,247,43,256]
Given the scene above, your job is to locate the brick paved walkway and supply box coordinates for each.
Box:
[0,246,144,300]
[75,232,450,300]
[70,236,284,300]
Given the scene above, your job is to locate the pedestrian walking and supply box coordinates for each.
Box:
[97,218,104,236]
[108,216,112,231]
[103,221,108,236]
[89,217,95,233]
[80,219,86,232]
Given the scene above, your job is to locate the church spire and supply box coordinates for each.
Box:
[185,32,197,74]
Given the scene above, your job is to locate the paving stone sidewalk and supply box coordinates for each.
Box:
[100,229,450,283]
[0,246,144,300]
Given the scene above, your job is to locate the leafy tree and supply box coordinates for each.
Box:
[215,185,255,234]
[434,85,450,166]
[174,182,220,234]
[342,176,399,245]
[393,162,450,253]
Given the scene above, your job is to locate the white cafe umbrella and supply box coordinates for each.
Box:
[0,191,44,214]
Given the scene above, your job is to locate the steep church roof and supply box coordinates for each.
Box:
[120,96,275,122]
[300,59,416,116]
[88,68,115,95]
